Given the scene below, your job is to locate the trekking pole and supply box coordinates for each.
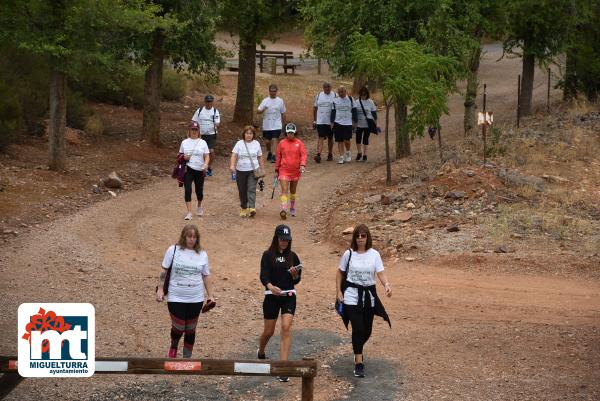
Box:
[271,176,279,200]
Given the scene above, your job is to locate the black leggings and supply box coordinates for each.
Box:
[355,127,371,145]
[345,304,375,355]
[167,301,203,357]
[184,167,205,202]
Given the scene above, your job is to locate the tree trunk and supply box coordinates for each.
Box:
[520,42,535,116]
[563,48,578,101]
[464,45,481,135]
[394,100,410,158]
[48,68,67,171]
[384,97,392,186]
[142,30,164,145]
[233,27,256,123]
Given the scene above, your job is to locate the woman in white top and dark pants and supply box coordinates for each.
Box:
[230,126,264,218]
[336,224,392,378]
[179,121,210,220]
[156,224,215,359]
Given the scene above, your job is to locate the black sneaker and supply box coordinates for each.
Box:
[362,155,367,162]
[354,363,365,378]
[270,155,276,163]
[277,376,289,382]
[267,152,273,162]
[256,348,266,360]
[314,153,321,163]
[327,153,333,161]
[355,152,362,161]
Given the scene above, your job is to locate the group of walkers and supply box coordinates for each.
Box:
[156,223,392,380]
[162,83,390,381]
[177,82,377,221]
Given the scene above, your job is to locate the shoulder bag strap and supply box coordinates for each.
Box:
[359,99,368,119]
[242,140,257,171]
[212,108,218,135]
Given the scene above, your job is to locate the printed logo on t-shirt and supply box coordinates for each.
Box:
[276,256,286,263]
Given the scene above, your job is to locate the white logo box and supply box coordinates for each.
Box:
[18,303,95,377]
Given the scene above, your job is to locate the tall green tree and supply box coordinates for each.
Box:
[421,0,504,135]
[349,33,457,181]
[221,0,294,123]
[137,0,221,145]
[0,0,162,170]
[503,0,571,116]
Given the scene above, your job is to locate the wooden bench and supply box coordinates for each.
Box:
[256,50,294,74]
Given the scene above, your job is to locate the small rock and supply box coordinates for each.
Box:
[406,202,416,209]
[103,171,123,189]
[465,170,475,177]
[494,245,508,253]
[445,190,465,199]
[108,190,117,197]
[446,224,460,232]
[364,194,381,204]
[400,174,409,179]
[511,233,523,239]
[405,257,416,262]
[541,174,569,184]
[392,211,412,222]
[342,226,354,235]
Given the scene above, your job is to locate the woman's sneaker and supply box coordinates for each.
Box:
[355,152,362,161]
[290,208,296,217]
[196,207,204,216]
[277,376,290,382]
[362,155,367,162]
[338,156,344,164]
[327,153,333,161]
[167,347,177,358]
[344,151,352,162]
[184,212,193,220]
[354,363,365,378]
[313,153,321,163]
[248,208,256,218]
[240,208,248,217]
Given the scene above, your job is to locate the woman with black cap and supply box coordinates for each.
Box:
[336,223,392,378]
[258,224,302,382]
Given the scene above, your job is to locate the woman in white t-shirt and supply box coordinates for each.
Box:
[336,224,392,378]
[354,87,378,162]
[156,224,215,359]
[230,126,264,218]
[179,122,210,220]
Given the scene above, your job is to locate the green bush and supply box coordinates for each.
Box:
[162,68,186,101]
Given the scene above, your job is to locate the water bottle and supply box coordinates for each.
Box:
[231,171,236,181]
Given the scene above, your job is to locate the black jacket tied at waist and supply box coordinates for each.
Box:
[340,280,391,329]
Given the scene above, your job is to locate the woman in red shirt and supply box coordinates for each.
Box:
[275,123,307,219]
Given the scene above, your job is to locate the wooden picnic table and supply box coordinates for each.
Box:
[256,50,295,74]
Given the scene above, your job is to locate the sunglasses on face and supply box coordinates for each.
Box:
[356,233,368,239]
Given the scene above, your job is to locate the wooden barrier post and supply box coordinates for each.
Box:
[317,58,321,75]
[0,356,317,401]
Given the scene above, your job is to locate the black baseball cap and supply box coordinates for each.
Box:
[205,94,214,102]
[275,224,292,240]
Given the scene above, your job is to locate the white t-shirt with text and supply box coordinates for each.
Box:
[258,97,286,131]
[162,245,210,303]
[338,248,384,307]
[355,99,377,128]
[232,139,263,172]
[192,106,220,135]
[179,138,210,171]
[333,96,354,126]
[314,91,337,125]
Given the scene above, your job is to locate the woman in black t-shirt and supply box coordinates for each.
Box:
[257,224,302,382]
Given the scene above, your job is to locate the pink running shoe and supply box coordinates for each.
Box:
[167,347,177,358]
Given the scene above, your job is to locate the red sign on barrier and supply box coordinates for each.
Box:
[164,361,202,371]
[9,360,17,370]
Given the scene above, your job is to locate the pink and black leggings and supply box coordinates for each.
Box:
[167,301,203,358]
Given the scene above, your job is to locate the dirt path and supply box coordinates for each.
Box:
[1,42,599,400]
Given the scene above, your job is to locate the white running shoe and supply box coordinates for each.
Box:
[344,151,352,162]
[184,212,193,220]
[338,156,344,164]
[196,207,204,216]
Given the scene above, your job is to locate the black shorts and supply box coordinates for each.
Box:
[262,129,282,140]
[201,134,216,150]
[333,123,353,142]
[316,124,333,139]
[355,127,371,145]
[263,294,296,319]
